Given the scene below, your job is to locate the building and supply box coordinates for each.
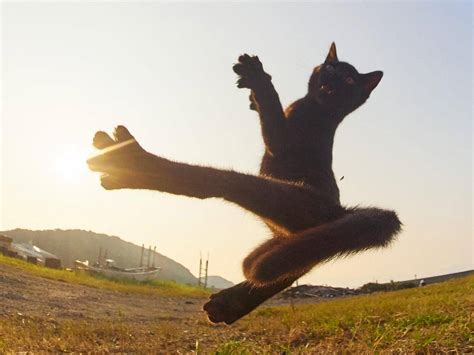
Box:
[10,243,61,268]
[0,235,13,250]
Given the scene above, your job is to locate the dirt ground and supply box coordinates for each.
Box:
[0,263,318,322]
[0,263,206,323]
[1,263,471,353]
[0,263,322,352]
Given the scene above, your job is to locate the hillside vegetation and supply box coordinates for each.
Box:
[2,228,198,284]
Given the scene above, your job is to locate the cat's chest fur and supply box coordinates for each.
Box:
[259,98,341,204]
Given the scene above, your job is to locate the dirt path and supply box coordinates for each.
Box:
[0,264,207,323]
[1,264,469,353]
[0,263,307,352]
[0,263,243,352]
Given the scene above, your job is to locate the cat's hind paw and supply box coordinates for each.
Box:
[87,125,159,190]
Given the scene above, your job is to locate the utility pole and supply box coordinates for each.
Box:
[198,253,202,287]
[152,246,156,268]
[97,247,102,266]
[204,254,209,289]
[197,252,209,288]
[140,244,144,267]
[147,245,152,268]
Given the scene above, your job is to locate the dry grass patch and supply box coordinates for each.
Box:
[0,254,208,297]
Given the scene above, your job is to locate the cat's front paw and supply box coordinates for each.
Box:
[233,54,271,90]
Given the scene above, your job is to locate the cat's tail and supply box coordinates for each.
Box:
[244,207,402,286]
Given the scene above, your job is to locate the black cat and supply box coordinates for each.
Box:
[88,43,401,325]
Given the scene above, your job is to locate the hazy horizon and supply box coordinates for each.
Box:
[2,2,472,287]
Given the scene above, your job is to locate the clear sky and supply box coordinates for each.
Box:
[1,2,472,287]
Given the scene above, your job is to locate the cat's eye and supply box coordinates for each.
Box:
[345,76,355,84]
[326,65,335,73]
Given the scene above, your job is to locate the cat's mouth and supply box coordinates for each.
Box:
[320,83,335,95]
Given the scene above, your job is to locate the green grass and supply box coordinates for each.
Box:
[223,274,473,353]
[0,254,208,297]
[0,253,472,352]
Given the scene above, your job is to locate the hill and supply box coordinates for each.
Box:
[1,228,198,284]
[206,275,235,289]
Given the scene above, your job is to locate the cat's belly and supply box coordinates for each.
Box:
[259,152,341,205]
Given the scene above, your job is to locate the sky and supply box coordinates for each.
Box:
[1,1,472,287]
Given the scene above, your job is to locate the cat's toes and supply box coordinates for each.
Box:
[89,126,145,172]
[203,295,240,325]
[87,154,106,172]
[203,298,227,324]
[233,54,270,89]
[100,174,125,190]
[113,125,135,142]
[233,54,264,74]
[93,131,115,149]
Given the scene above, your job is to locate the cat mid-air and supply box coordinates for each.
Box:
[87,43,402,325]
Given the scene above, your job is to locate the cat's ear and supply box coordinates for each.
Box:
[361,71,383,94]
[325,42,338,64]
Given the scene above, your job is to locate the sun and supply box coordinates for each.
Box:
[52,146,89,184]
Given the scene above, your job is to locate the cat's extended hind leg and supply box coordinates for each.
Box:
[245,207,402,286]
[88,126,344,232]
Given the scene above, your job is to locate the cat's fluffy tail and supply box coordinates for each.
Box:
[244,207,402,286]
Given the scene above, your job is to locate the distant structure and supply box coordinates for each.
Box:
[0,235,14,256]
[405,270,473,286]
[366,270,474,291]
[12,243,61,268]
[139,244,158,268]
[76,245,161,281]
[198,253,209,288]
[0,237,61,268]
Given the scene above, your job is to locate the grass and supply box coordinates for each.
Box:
[0,253,472,352]
[0,254,208,297]
[227,274,473,353]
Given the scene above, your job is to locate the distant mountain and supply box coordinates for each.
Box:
[207,275,234,289]
[1,229,198,285]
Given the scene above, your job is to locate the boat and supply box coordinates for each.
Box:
[74,259,161,282]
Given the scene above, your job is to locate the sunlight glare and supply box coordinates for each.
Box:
[53,147,89,184]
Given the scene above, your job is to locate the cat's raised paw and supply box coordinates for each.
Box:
[233,54,271,90]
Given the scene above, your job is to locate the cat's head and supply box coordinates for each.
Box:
[308,43,383,118]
